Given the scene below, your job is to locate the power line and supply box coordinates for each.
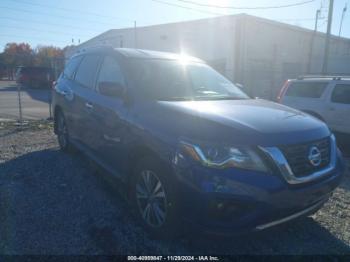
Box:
[277,17,325,21]
[176,0,316,9]
[319,18,328,28]
[152,0,323,23]
[0,34,70,45]
[0,6,123,27]
[10,0,135,23]
[2,24,92,38]
[0,17,101,33]
[151,0,225,15]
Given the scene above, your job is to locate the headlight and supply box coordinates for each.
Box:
[181,141,269,172]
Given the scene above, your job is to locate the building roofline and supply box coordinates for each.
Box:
[240,14,350,42]
[75,13,244,48]
[74,13,350,51]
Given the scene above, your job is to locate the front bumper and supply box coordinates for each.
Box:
[173,150,346,235]
[255,199,325,231]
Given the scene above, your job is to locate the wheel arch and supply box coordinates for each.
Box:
[125,144,172,194]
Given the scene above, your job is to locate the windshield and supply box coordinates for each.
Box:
[129,59,249,101]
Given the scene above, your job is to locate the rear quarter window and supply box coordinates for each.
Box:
[285,82,328,98]
[331,84,350,104]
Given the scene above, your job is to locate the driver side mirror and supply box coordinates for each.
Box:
[98,81,125,98]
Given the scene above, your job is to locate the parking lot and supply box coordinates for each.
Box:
[0,81,51,121]
[0,121,349,255]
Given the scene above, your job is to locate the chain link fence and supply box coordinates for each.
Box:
[0,57,64,124]
[0,79,53,125]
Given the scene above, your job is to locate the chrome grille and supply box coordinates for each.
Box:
[280,137,331,178]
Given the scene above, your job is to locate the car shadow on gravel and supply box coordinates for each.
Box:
[0,148,349,255]
[24,88,51,104]
[0,83,50,103]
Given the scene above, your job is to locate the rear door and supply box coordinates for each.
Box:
[324,83,350,134]
[90,55,129,176]
[71,54,102,146]
[282,81,329,117]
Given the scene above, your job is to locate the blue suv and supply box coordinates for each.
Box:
[53,47,346,237]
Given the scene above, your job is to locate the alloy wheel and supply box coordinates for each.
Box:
[136,170,168,228]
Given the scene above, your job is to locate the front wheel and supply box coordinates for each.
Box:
[131,157,180,238]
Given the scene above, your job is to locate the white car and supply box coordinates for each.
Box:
[277,76,350,138]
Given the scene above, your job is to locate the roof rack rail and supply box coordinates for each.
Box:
[76,45,114,54]
[297,75,350,80]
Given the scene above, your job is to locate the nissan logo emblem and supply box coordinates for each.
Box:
[308,146,322,167]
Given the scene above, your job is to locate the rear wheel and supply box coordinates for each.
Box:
[131,157,180,238]
[56,111,73,152]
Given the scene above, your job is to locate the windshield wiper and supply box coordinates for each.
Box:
[159,96,249,101]
[193,96,249,101]
[158,96,193,101]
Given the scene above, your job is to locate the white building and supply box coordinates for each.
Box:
[67,14,350,99]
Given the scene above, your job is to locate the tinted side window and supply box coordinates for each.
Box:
[285,82,328,98]
[331,84,350,104]
[97,56,125,88]
[63,56,83,79]
[75,55,101,89]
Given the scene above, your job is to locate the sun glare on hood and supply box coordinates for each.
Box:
[178,53,192,65]
[182,101,222,114]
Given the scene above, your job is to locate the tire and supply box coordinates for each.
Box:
[131,156,180,238]
[56,111,74,153]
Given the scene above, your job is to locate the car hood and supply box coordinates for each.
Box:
[155,99,330,146]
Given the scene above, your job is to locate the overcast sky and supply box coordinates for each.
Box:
[0,0,349,51]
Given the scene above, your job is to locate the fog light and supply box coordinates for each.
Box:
[217,202,224,210]
[208,199,252,222]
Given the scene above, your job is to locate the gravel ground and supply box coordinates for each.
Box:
[0,121,349,255]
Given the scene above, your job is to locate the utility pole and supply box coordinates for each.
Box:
[17,83,23,124]
[134,21,137,48]
[339,4,347,37]
[322,0,334,75]
[307,9,320,73]
[314,9,320,31]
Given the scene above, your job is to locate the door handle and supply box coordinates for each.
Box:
[59,90,70,97]
[85,102,93,110]
[59,89,73,100]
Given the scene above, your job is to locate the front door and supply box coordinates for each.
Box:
[91,55,129,177]
[55,55,83,141]
[71,54,102,147]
